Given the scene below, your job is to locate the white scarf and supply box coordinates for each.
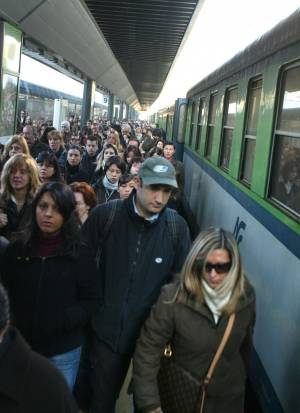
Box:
[201,279,232,324]
[102,175,118,192]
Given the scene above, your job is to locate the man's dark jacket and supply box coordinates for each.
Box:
[79,151,99,182]
[0,327,78,413]
[80,194,191,354]
[30,141,49,159]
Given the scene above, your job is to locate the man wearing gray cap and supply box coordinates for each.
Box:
[77,157,191,413]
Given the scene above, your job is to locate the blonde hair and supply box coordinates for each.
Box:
[180,227,245,315]
[2,135,30,159]
[108,130,122,151]
[95,144,118,172]
[1,154,41,200]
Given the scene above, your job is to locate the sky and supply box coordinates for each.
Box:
[20,0,300,116]
[149,0,300,114]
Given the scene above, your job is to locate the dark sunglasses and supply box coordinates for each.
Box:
[205,262,231,274]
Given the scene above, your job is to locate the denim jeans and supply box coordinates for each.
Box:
[50,346,81,390]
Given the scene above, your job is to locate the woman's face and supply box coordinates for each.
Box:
[156,141,164,149]
[9,143,23,158]
[107,135,116,145]
[36,192,64,236]
[103,148,116,163]
[9,164,30,192]
[126,151,135,164]
[67,149,82,166]
[106,164,122,183]
[203,248,231,289]
[48,136,61,152]
[38,162,55,182]
[74,191,90,223]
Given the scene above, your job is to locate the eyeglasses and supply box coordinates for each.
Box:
[205,262,231,274]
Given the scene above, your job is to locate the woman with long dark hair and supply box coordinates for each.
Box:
[2,182,97,390]
[36,151,63,183]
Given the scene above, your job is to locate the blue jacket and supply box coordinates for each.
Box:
[80,194,191,353]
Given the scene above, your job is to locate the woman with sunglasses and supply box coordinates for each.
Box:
[133,227,255,413]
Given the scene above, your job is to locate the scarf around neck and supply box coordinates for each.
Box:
[201,279,232,324]
[102,174,118,192]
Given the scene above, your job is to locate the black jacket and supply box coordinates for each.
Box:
[30,141,49,159]
[0,196,33,242]
[64,163,89,185]
[0,327,78,413]
[80,194,191,353]
[79,152,99,182]
[2,239,98,357]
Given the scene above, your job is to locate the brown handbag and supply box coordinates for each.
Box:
[157,313,236,413]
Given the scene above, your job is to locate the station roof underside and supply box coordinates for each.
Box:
[83,0,199,108]
[0,0,199,110]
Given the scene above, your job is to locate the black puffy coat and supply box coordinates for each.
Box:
[2,239,98,357]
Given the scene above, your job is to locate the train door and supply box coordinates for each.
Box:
[172,98,188,161]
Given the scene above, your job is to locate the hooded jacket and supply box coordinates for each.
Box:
[133,281,255,413]
[80,194,191,354]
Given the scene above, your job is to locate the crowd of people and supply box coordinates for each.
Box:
[0,114,256,413]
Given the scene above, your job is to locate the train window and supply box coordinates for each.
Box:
[177,104,187,143]
[241,78,262,185]
[220,87,238,171]
[195,98,205,151]
[269,65,300,218]
[188,101,196,146]
[205,93,218,160]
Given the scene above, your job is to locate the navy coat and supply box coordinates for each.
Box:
[80,194,191,354]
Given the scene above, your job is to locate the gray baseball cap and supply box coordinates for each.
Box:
[138,157,178,188]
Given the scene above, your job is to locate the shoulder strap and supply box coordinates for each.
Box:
[166,208,179,250]
[198,313,236,413]
[205,312,236,384]
[101,199,119,240]
[95,200,122,268]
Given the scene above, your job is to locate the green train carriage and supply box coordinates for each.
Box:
[161,8,300,413]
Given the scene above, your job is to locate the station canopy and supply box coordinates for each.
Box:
[83,0,199,109]
[0,0,200,110]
